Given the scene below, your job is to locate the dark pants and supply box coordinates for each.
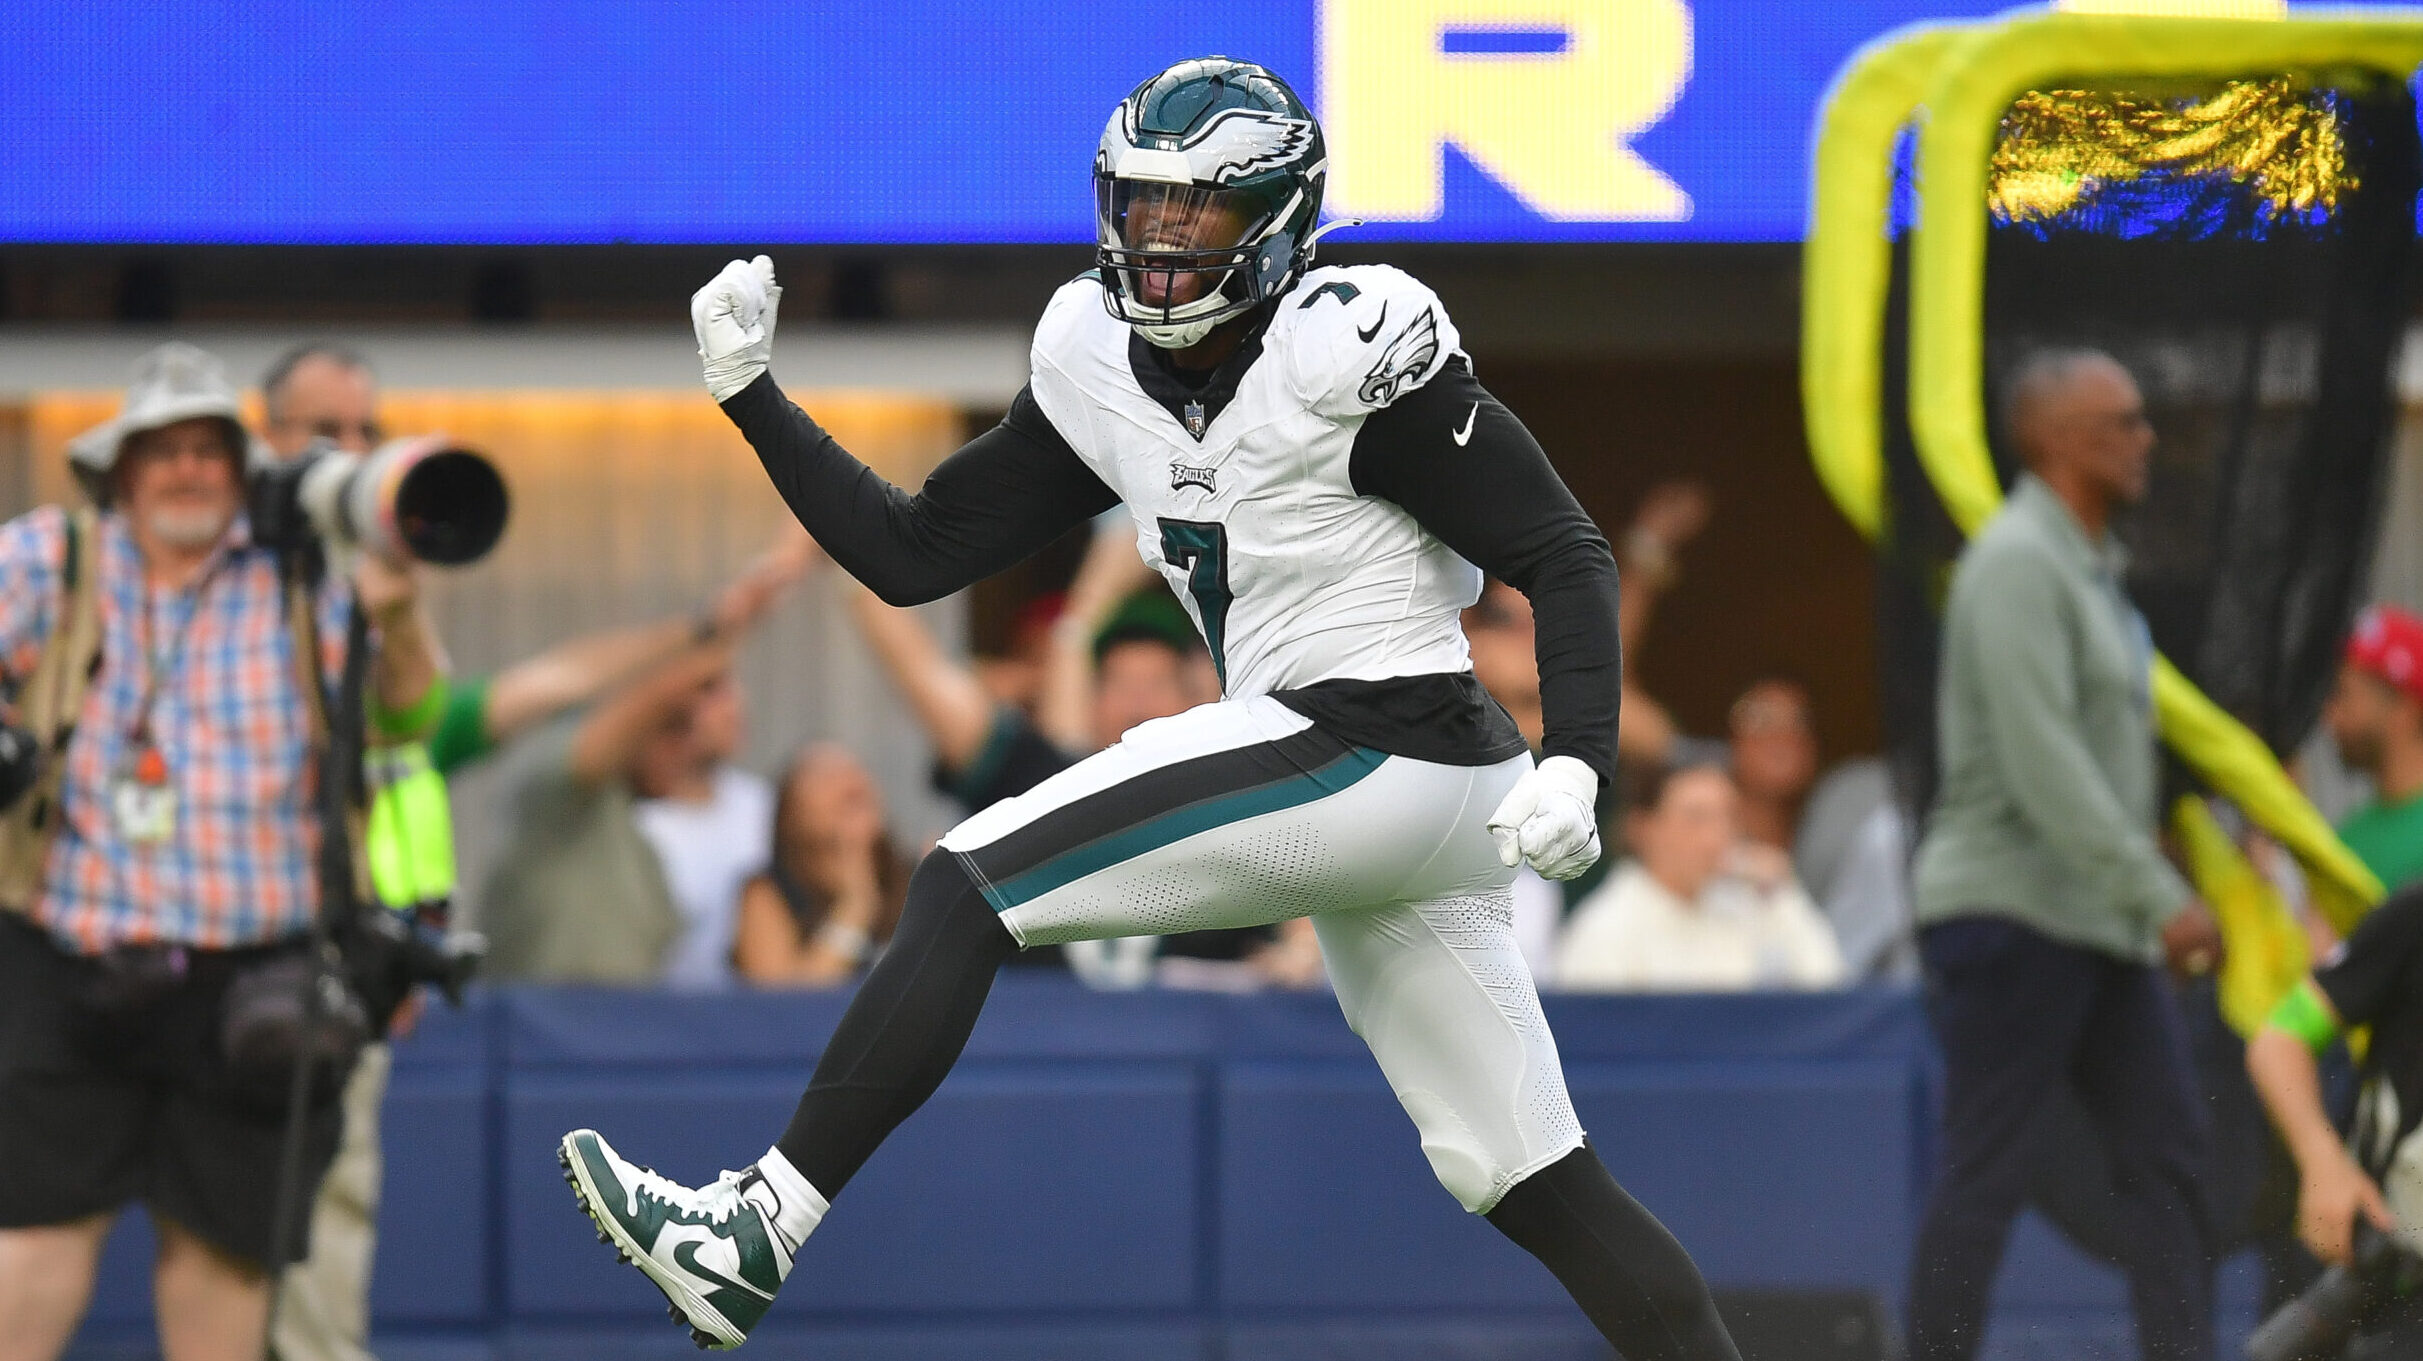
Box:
[1906,917,2217,1361]
[0,914,344,1268]
[2024,977,2332,1313]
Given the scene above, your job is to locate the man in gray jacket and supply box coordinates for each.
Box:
[1905,349,2222,1361]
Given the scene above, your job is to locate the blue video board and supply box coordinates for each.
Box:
[0,1,2404,243]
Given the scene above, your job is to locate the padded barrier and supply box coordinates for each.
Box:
[61,977,2249,1359]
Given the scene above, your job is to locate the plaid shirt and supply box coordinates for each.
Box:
[0,505,349,954]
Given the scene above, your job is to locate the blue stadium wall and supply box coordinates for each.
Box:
[62,979,2273,1360]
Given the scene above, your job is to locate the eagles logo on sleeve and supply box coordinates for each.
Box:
[1358,306,1441,407]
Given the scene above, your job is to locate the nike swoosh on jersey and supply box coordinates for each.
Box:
[1356,303,1388,344]
[1452,402,1478,446]
[672,1236,775,1302]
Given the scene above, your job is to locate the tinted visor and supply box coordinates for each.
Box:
[1096,179,1269,313]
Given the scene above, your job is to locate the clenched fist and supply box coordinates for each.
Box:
[1486,755,1603,881]
[692,256,782,403]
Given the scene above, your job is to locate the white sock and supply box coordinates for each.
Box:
[752,1146,829,1251]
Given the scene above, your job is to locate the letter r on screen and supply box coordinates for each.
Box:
[1319,0,1694,223]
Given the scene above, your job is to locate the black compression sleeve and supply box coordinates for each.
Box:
[722,374,1120,606]
[1487,1143,1742,1360]
[1350,358,1621,786]
[777,852,1017,1196]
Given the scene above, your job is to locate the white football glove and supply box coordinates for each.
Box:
[1487,755,1603,881]
[692,255,782,403]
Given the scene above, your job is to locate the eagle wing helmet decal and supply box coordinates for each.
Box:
[1182,109,1320,185]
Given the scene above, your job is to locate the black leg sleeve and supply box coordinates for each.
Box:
[775,852,1018,1196]
[1486,1143,1743,1361]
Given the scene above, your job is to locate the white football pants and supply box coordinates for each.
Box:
[939,695,1585,1211]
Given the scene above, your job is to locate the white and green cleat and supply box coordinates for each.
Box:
[558,1128,798,1350]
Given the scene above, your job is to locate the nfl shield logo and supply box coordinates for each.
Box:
[1183,400,1206,439]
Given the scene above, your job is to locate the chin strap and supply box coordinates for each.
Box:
[1136,316,1222,349]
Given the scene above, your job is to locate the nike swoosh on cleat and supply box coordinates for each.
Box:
[673,1238,774,1302]
[1356,303,1388,344]
[1452,402,1478,446]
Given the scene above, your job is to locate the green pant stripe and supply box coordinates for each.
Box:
[977,746,1386,912]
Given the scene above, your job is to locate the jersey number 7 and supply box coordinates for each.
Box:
[1157,518,1231,691]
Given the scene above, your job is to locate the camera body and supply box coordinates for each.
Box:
[342,902,485,1028]
[249,435,509,566]
[2245,1223,2423,1361]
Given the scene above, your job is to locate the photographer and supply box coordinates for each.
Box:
[256,341,429,1361]
[0,343,440,1361]
[2246,880,2423,1354]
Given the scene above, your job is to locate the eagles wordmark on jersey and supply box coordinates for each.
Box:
[559,56,1742,1361]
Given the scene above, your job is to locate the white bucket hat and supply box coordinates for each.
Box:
[66,342,256,503]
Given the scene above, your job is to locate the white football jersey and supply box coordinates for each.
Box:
[1028,264,1482,700]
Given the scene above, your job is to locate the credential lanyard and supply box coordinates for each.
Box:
[126,558,226,748]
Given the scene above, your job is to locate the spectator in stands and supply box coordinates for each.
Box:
[1474,481,1708,778]
[0,343,439,1361]
[1792,756,1917,982]
[1903,348,2220,1361]
[476,540,810,984]
[1612,479,1712,768]
[629,664,772,989]
[973,592,1064,719]
[1727,675,1919,985]
[2322,603,2423,891]
[1556,760,1843,991]
[422,539,803,780]
[734,745,912,986]
[1727,677,1818,857]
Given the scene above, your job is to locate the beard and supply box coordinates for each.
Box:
[142,501,235,551]
[2334,726,2384,775]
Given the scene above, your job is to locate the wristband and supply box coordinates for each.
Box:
[369,676,449,742]
[814,919,871,965]
[2266,980,2342,1056]
[1621,528,1678,587]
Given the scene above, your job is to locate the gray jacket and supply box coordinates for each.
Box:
[1912,475,2190,961]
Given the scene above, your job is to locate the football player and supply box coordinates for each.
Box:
[558,58,1740,1360]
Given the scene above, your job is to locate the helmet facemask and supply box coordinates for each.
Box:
[1097,177,1295,349]
[1091,59,1327,351]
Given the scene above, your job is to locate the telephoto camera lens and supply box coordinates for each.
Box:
[250,435,509,566]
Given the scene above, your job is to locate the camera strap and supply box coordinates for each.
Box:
[263,546,376,1335]
[280,552,374,907]
[0,508,105,918]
